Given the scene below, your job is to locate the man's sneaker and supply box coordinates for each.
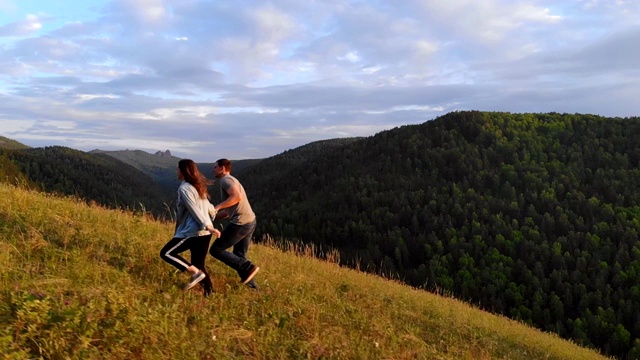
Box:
[241,264,260,284]
[184,270,206,290]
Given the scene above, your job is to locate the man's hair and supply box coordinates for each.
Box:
[215,158,232,173]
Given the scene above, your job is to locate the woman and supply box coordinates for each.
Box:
[160,159,220,296]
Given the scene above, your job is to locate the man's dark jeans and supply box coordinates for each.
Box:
[209,220,257,274]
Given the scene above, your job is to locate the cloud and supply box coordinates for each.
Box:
[0,0,18,13]
[0,14,43,37]
[0,0,639,161]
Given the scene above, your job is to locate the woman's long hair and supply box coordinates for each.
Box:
[178,159,211,199]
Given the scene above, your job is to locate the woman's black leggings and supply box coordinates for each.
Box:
[160,234,213,295]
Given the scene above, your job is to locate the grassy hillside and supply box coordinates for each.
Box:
[0,153,35,188]
[0,183,608,359]
[0,135,29,150]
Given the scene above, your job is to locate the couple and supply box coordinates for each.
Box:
[160,158,259,297]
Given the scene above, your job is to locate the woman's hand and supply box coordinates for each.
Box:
[206,225,221,238]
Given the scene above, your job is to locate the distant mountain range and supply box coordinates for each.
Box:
[89,149,264,198]
[0,145,173,216]
[89,149,186,194]
[89,148,181,169]
[0,138,271,218]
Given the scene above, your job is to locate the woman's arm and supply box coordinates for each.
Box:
[179,185,211,229]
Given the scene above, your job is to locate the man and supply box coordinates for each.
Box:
[210,158,260,288]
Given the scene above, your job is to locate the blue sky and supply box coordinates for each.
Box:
[1,0,639,161]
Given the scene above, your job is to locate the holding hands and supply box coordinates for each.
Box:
[206,225,221,238]
[206,203,222,238]
[215,210,229,220]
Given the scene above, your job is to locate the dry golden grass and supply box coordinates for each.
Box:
[0,183,610,359]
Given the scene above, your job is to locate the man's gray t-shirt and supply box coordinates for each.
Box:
[219,174,255,225]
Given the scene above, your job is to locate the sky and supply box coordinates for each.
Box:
[0,0,639,162]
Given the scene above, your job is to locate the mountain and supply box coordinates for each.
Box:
[232,137,363,198]
[89,149,181,169]
[91,149,264,196]
[89,149,184,193]
[239,111,640,358]
[206,138,362,204]
[1,146,173,217]
[5,111,640,357]
[0,135,30,150]
[0,182,608,359]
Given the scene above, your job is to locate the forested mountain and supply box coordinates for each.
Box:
[1,146,173,217]
[213,138,362,203]
[239,111,640,358]
[199,158,263,185]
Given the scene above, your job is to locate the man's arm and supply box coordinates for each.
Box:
[215,180,241,212]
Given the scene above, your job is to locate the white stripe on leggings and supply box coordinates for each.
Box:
[164,237,191,269]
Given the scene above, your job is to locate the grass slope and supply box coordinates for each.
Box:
[0,183,608,359]
[0,136,29,150]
